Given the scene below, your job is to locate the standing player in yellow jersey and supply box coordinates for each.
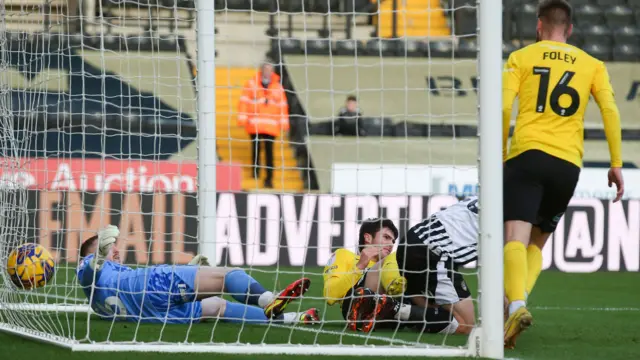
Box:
[502,0,625,348]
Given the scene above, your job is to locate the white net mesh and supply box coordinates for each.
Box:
[0,0,492,356]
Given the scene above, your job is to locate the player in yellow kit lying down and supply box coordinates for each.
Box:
[323,218,462,334]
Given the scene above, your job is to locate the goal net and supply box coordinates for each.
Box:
[0,0,503,357]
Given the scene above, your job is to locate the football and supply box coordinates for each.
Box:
[6,244,55,290]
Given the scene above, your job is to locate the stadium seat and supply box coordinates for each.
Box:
[307,0,324,13]
[393,122,427,138]
[308,121,334,136]
[357,117,394,137]
[568,26,584,47]
[350,0,373,13]
[503,41,517,59]
[280,0,303,13]
[582,42,612,61]
[595,0,626,6]
[604,5,635,27]
[612,43,640,61]
[226,0,250,10]
[398,39,424,57]
[454,5,477,37]
[274,38,303,54]
[427,39,455,58]
[250,0,272,11]
[453,0,475,6]
[566,0,594,5]
[308,0,340,14]
[365,38,399,56]
[334,39,366,56]
[304,38,331,55]
[630,0,640,9]
[612,25,640,45]
[511,3,538,40]
[456,37,477,58]
[580,24,612,45]
[574,4,604,27]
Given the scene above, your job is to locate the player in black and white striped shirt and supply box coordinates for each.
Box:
[395,196,480,331]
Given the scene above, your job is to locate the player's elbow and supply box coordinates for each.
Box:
[322,286,337,305]
[323,281,346,305]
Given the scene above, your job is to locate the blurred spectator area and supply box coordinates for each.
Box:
[6,0,640,193]
[3,0,195,34]
[272,0,640,62]
[4,0,72,33]
[3,0,449,40]
[5,0,640,63]
[456,0,640,62]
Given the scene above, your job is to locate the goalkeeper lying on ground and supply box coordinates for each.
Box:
[322,218,460,334]
[77,225,319,325]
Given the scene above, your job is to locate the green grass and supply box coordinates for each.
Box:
[1,268,640,359]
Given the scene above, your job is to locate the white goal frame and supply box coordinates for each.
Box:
[0,0,504,358]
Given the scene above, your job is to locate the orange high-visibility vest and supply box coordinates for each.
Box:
[237,71,289,137]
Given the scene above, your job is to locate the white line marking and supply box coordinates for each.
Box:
[532,306,640,312]
[269,323,433,347]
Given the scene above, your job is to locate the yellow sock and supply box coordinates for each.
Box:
[379,252,405,295]
[526,244,543,296]
[504,241,528,303]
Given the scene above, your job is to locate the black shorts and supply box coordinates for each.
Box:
[395,228,471,305]
[340,269,412,330]
[504,149,581,233]
[340,268,370,320]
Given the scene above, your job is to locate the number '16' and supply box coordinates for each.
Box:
[533,66,580,117]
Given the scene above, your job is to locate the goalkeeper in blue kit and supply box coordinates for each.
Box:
[77,225,319,325]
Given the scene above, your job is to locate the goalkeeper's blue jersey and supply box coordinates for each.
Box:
[77,254,202,323]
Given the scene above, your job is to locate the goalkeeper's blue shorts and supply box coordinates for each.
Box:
[127,265,203,324]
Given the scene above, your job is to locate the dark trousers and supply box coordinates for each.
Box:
[250,133,275,184]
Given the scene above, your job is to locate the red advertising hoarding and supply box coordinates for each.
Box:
[0,158,242,192]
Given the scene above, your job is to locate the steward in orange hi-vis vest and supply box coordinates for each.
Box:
[237,63,290,188]
[238,69,289,137]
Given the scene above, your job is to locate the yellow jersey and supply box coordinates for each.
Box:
[502,40,622,168]
[323,248,375,305]
[322,249,403,306]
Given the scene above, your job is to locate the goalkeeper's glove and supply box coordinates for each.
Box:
[188,254,210,267]
[91,225,119,271]
[385,276,407,297]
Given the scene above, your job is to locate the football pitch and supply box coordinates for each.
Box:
[1,268,639,360]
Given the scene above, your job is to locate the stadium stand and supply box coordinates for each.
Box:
[376,0,450,38]
[5,0,72,32]
[7,0,640,193]
[503,0,640,62]
[215,67,304,191]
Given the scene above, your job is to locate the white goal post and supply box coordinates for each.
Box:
[0,0,503,358]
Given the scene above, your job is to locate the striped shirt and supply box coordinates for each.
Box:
[409,197,479,265]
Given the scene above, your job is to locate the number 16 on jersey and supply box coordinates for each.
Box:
[533,66,580,117]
